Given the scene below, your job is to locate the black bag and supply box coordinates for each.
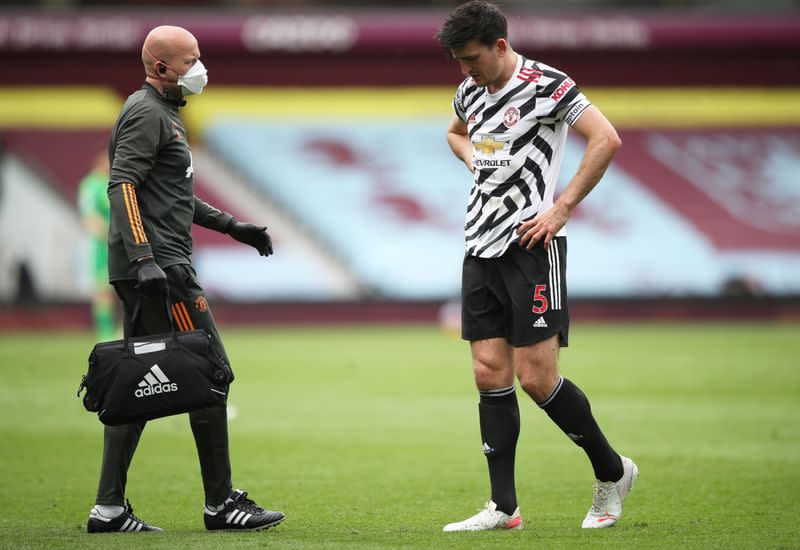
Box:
[77,295,233,426]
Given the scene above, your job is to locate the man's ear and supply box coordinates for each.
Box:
[495,38,509,56]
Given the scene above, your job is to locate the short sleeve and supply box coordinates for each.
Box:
[453,82,468,123]
[539,70,591,125]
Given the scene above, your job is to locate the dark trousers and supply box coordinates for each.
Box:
[95,263,233,507]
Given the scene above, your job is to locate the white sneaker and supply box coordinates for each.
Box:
[442,500,523,532]
[582,455,638,528]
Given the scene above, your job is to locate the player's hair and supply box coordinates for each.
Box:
[436,0,508,51]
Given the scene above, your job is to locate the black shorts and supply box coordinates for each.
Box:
[461,237,569,348]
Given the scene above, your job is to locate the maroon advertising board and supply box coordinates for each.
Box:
[0,11,798,87]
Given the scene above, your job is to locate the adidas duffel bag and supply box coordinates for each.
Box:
[77,296,233,426]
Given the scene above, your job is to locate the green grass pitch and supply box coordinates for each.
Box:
[0,322,798,549]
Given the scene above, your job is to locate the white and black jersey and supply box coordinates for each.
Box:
[453,55,591,258]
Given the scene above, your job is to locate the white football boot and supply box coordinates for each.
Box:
[443,500,523,532]
[582,455,638,528]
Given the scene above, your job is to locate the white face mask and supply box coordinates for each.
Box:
[178,60,208,96]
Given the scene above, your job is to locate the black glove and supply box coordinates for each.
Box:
[227,220,273,257]
[137,257,168,296]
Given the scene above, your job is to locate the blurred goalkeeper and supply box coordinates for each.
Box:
[86,25,283,534]
[77,151,115,341]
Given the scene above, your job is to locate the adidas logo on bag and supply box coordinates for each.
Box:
[134,364,178,398]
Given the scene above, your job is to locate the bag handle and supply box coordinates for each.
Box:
[123,290,179,350]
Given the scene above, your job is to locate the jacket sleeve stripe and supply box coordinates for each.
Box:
[178,302,196,330]
[122,183,147,244]
[171,303,188,331]
[126,183,148,244]
[121,183,141,244]
[172,302,194,332]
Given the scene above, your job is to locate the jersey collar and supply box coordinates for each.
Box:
[142,82,186,108]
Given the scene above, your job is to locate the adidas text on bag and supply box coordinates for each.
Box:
[135,364,178,398]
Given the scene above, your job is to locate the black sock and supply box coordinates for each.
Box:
[479,386,520,515]
[540,377,623,482]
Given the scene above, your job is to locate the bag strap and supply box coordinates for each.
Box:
[123,290,179,350]
[77,374,87,397]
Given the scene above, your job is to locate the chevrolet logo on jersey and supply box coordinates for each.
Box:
[474,135,507,155]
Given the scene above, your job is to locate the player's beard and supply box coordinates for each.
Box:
[470,69,497,88]
[472,67,504,90]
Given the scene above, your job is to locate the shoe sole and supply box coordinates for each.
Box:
[443,525,523,532]
[208,516,285,532]
[87,520,163,534]
[87,529,163,534]
[87,525,163,534]
[443,519,524,532]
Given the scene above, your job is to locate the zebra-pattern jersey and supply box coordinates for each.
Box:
[453,54,591,258]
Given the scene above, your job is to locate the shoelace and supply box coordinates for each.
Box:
[124,499,146,524]
[230,491,265,514]
[590,483,612,513]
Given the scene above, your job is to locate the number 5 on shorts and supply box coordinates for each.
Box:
[532,284,548,314]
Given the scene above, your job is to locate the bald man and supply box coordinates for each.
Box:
[87,26,284,533]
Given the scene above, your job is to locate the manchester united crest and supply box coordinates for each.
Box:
[503,107,520,127]
[195,296,208,313]
[171,121,183,141]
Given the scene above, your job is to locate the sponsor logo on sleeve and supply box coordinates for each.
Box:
[550,78,575,101]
